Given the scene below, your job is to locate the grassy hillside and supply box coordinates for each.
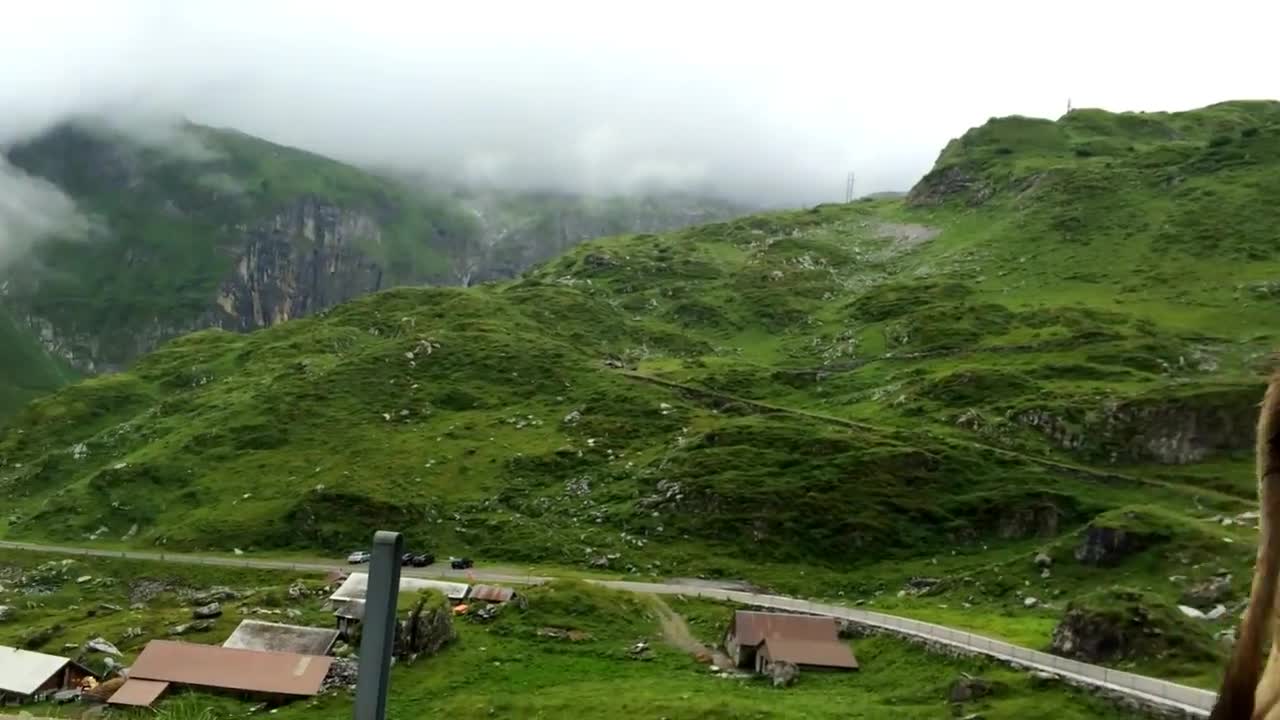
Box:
[2,121,480,357]
[3,100,1278,685]
[0,123,752,421]
[0,306,79,417]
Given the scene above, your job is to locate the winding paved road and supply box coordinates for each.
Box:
[0,540,1214,717]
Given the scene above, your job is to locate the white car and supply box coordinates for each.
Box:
[346,550,371,564]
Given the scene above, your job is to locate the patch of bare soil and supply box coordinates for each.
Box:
[651,595,734,668]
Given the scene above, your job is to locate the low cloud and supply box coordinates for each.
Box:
[0,159,90,272]
[2,0,1278,216]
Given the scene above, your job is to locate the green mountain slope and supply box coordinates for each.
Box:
[3,100,1278,684]
[0,307,79,416]
[0,121,751,420]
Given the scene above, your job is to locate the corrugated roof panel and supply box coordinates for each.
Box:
[759,637,858,669]
[329,572,469,601]
[468,585,516,603]
[731,611,840,646]
[129,640,333,696]
[223,620,340,656]
[107,679,171,707]
[0,645,70,696]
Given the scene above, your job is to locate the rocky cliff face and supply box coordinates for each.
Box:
[0,122,755,394]
[1016,386,1260,464]
[215,197,388,331]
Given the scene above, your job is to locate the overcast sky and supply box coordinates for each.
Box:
[2,0,1279,214]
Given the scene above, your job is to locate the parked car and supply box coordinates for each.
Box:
[346,550,371,564]
[400,552,416,566]
[411,553,435,567]
[450,557,473,570]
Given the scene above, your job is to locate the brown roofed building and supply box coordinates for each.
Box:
[724,611,858,672]
[468,585,517,603]
[116,640,334,707]
[106,679,170,707]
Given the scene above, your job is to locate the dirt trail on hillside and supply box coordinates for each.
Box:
[650,595,734,667]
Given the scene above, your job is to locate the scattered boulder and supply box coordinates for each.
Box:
[1206,605,1228,621]
[192,602,223,619]
[537,627,593,642]
[128,579,171,604]
[191,586,240,605]
[767,660,799,688]
[1074,525,1152,566]
[323,657,359,691]
[562,410,582,426]
[0,605,14,622]
[472,604,502,623]
[1181,575,1233,609]
[85,637,123,656]
[903,577,943,596]
[1178,605,1206,620]
[287,581,309,600]
[1033,552,1053,568]
[589,556,610,569]
[1023,597,1040,609]
[629,641,653,660]
[169,620,216,636]
[949,675,1001,703]
[582,253,617,271]
[122,627,143,640]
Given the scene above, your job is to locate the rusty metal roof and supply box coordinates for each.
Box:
[730,611,840,647]
[106,679,170,707]
[468,584,516,603]
[759,637,858,669]
[129,640,333,696]
[223,620,339,656]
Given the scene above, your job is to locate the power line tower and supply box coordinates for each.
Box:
[844,172,856,203]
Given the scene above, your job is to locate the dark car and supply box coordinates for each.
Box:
[450,557,474,570]
[400,553,415,566]
[411,553,435,567]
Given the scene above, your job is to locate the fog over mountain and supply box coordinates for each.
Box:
[1,0,1277,257]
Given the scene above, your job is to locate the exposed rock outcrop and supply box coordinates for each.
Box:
[1017,386,1261,465]
[216,197,389,331]
[1050,589,1217,666]
[1181,575,1233,609]
[767,660,799,688]
[948,675,1002,702]
[392,590,456,663]
[1074,525,1154,566]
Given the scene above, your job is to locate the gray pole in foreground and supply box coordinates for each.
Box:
[354,531,403,720]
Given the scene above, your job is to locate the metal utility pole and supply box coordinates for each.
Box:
[844,172,856,203]
[354,531,403,720]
